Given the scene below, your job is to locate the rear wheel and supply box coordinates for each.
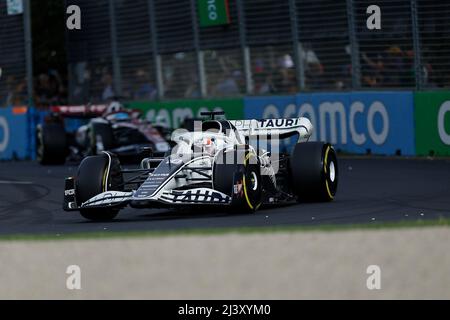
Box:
[213,148,262,212]
[36,123,67,165]
[75,152,123,221]
[290,142,338,202]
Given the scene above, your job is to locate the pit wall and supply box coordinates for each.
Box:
[1,91,450,160]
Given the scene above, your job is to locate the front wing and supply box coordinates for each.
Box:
[63,177,232,211]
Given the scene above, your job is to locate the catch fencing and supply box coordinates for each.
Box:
[0,0,28,107]
[2,0,450,105]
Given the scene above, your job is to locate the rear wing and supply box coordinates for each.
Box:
[229,118,313,142]
[49,104,108,118]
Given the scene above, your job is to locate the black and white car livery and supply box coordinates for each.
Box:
[63,112,338,221]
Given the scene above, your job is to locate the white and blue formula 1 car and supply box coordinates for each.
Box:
[63,112,338,221]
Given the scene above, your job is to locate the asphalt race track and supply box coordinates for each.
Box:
[0,158,449,236]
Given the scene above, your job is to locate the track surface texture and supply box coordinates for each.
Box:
[0,158,449,236]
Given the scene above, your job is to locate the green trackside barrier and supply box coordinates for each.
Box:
[126,98,245,129]
[415,92,450,156]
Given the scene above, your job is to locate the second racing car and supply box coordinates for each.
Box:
[36,100,171,164]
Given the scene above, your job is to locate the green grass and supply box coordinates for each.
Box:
[0,217,449,242]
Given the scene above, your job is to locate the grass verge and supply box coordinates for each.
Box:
[0,217,449,242]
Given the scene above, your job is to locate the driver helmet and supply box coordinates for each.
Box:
[105,112,131,122]
[105,101,123,115]
[198,136,224,156]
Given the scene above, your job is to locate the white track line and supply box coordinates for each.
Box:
[0,181,34,185]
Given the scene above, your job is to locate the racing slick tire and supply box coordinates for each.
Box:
[36,123,67,165]
[88,123,115,155]
[213,148,262,212]
[290,142,338,202]
[75,152,124,221]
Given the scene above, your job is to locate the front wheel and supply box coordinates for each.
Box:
[213,148,262,212]
[290,142,338,202]
[75,152,123,221]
